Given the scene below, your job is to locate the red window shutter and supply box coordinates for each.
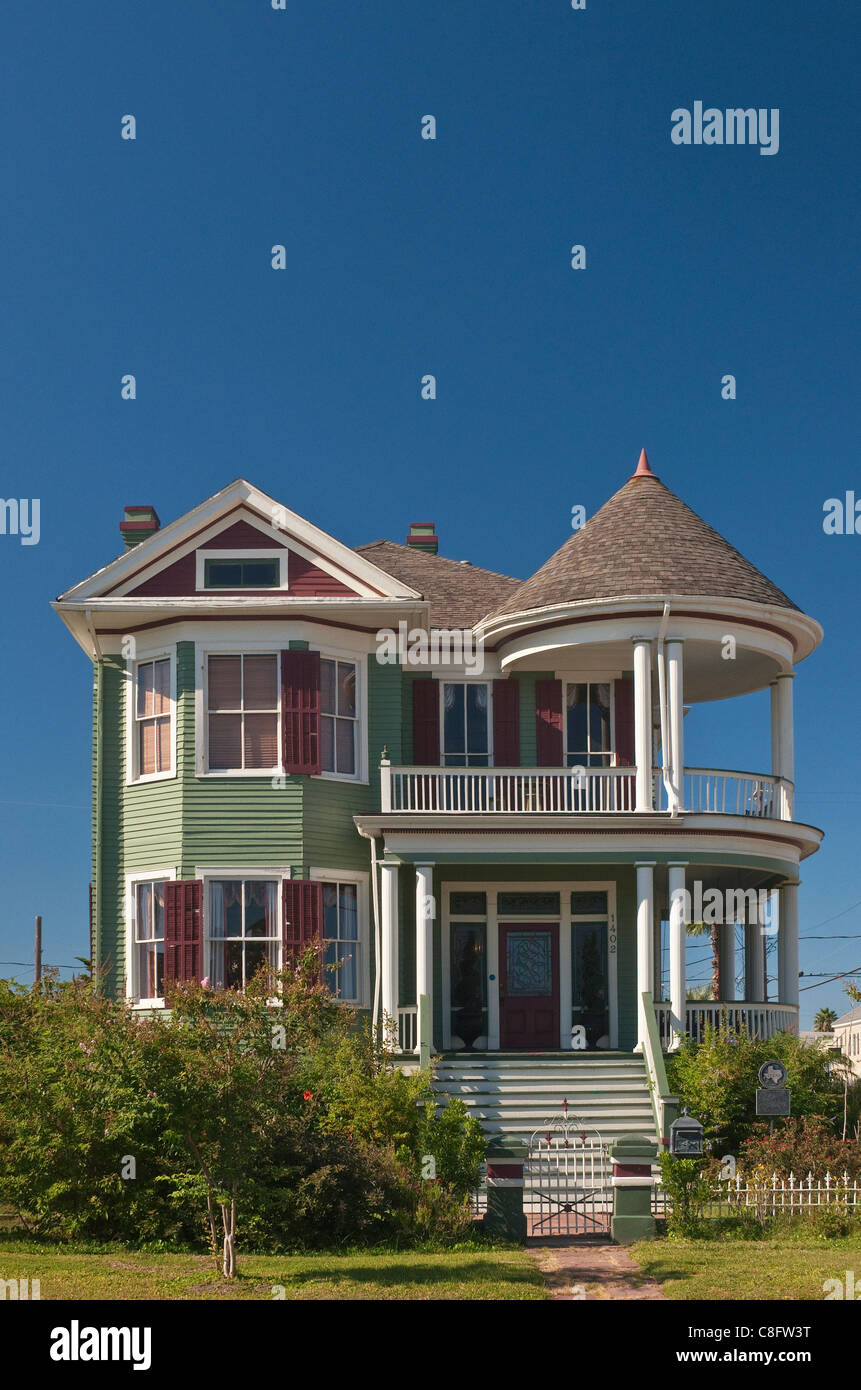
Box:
[535,679,563,766]
[282,879,323,979]
[282,650,321,775]
[412,678,440,765]
[492,679,520,766]
[614,677,635,766]
[164,880,202,983]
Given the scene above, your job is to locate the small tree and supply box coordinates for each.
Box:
[814,1007,838,1032]
[135,951,342,1278]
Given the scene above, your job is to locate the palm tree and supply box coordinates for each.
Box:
[686,920,720,999]
[813,1007,837,1033]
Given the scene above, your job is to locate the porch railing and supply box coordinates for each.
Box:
[398,1006,417,1054]
[381,762,793,820]
[655,766,793,821]
[655,1000,799,1047]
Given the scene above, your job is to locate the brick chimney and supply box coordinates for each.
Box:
[120,505,160,549]
[406,521,438,555]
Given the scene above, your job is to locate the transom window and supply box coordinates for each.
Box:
[321,659,357,776]
[443,683,489,767]
[208,879,279,989]
[207,654,279,770]
[135,658,171,776]
[134,881,166,999]
[565,682,611,767]
[204,557,280,589]
[321,881,360,1001]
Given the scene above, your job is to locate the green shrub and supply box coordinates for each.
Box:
[666,1026,846,1154]
[658,1153,713,1238]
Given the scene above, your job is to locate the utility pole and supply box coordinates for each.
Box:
[34,915,42,986]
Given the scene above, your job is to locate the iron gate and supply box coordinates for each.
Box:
[525,1101,611,1236]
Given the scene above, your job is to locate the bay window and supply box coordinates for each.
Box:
[321,658,357,776]
[207,654,279,771]
[321,881,360,1001]
[133,880,166,1000]
[207,879,279,989]
[135,658,172,777]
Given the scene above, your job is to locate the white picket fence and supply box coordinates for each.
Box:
[655,1170,861,1220]
[713,1171,861,1217]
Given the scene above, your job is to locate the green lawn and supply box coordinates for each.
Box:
[0,1242,547,1301]
[630,1234,861,1300]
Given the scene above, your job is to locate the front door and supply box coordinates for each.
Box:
[499,923,559,1049]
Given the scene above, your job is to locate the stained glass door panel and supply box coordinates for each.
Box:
[499,924,559,1049]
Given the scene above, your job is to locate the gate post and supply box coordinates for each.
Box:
[610,1134,658,1244]
[483,1137,527,1242]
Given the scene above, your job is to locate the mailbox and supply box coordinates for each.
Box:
[669,1109,705,1157]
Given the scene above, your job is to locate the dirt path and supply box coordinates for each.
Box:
[529,1240,667,1300]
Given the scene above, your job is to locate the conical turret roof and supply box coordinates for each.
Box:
[488,451,798,620]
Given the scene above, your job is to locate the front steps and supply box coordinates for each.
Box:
[432,1052,658,1150]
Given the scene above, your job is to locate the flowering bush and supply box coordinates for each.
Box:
[740,1116,861,1180]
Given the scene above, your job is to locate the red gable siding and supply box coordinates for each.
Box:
[288,552,357,597]
[126,520,360,598]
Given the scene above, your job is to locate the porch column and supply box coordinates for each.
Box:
[778,880,800,1016]
[380,861,399,1042]
[668,863,687,1050]
[635,862,655,1051]
[718,921,736,1001]
[666,640,684,813]
[771,674,795,818]
[415,863,435,1054]
[633,639,653,811]
[745,920,765,1001]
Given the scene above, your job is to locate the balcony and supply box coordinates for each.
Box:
[380,763,795,821]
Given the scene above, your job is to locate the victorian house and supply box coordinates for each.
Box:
[54,450,822,1143]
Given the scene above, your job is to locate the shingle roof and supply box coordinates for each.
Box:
[488,460,799,621]
[355,540,521,630]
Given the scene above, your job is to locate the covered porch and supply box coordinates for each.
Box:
[368,851,802,1059]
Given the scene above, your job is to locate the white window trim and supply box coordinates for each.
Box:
[562,678,617,769]
[126,650,177,786]
[318,650,368,785]
[441,878,618,1052]
[201,648,282,777]
[195,549,289,593]
[439,679,493,768]
[310,867,371,1009]
[125,868,177,1008]
[194,641,368,784]
[195,866,292,985]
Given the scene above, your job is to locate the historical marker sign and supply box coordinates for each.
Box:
[756,1088,791,1116]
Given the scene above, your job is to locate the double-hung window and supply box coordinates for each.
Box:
[133,880,166,1000]
[135,658,171,777]
[207,654,279,771]
[442,683,490,767]
[321,881,360,1001]
[321,659,358,776]
[207,879,279,989]
[565,682,611,767]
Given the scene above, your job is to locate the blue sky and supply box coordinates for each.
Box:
[0,1,857,1026]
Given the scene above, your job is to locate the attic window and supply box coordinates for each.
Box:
[199,553,284,590]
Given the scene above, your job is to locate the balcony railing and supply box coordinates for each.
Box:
[385,765,636,814]
[381,762,794,820]
[655,767,794,820]
[654,1000,799,1047]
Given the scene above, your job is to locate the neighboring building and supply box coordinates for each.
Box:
[831,1007,861,1079]
[53,452,824,1140]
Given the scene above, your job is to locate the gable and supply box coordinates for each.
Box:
[56,479,423,605]
[122,513,362,599]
